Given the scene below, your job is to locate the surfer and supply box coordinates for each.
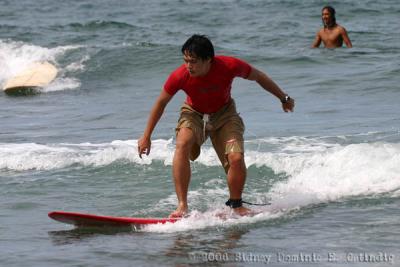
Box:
[138,34,294,217]
[312,6,352,48]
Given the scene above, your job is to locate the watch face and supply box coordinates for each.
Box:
[282,96,289,103]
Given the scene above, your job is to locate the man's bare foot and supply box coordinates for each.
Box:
[169,204,188,218]
[233,206,255,216]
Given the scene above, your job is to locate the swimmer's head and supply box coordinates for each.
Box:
[322,6,336,28]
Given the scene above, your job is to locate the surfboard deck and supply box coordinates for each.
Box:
[48,211,179,228]
[3,61,57,94]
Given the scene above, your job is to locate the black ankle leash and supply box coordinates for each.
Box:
[225,198,270,208]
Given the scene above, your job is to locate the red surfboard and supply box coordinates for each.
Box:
[48,211,179,228]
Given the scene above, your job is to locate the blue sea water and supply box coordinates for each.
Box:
[1,0,400,266]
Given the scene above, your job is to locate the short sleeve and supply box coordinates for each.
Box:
[163,65,186,96]
[228,57,252,79]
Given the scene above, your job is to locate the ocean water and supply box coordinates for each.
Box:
[1,0,400,266]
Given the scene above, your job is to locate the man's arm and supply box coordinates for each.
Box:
[138,90,173,158]
[340,27,352,48]
[311,31,322,48]
[246,67,294,112]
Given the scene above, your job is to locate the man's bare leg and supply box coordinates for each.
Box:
[169,128,196,218]
[226,152,252,215]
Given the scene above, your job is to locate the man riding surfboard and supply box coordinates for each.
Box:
[138,35,294,218]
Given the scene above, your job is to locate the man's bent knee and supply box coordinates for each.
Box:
[176,128,196,154]
[227,152,244,168]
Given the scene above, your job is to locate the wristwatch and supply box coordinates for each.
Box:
[281,95,291,104]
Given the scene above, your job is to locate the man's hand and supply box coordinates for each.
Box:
[282,97,295,112]
[138,136,151,158]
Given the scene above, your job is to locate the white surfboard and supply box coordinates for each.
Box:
[3,61,57,94]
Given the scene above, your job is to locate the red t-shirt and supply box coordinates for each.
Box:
[163,55,252,113]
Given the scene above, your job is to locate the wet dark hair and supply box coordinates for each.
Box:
[322,5,336,28]
[181,34,214,60]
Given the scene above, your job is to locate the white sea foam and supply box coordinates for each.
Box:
[268,143,400,206]
[1,138,399,182]
[2,137,399,231]
[0,139,173,171]
[0,39,85,92]
[143,209,285,233]
[143,138,400,232]
[43,77,81,92]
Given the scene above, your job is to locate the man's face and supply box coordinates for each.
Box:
[183,51,211,77]
[322,9,332,26]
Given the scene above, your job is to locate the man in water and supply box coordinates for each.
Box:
[312,6,352,48]
[138,35,294,217]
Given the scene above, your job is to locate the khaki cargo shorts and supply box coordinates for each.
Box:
[175,99,244,173]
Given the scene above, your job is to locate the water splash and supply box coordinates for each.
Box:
[0,39,85,92]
